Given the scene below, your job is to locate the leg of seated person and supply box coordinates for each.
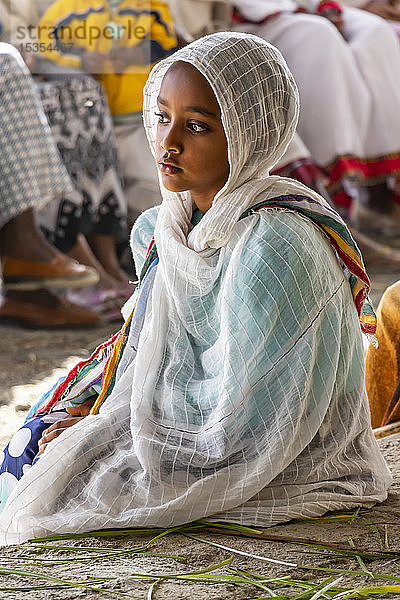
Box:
[86,233,129,285]
[0,45,72,224]
[1,208,62,263]
[66,234,131,323]
[0,45,98,292]
[68,234,122,289]
[36,76,129,296]
[343,7,400,159]
[0,207,103,327]
[0,208,99,291]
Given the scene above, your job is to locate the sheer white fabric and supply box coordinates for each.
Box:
[0,33,391,545]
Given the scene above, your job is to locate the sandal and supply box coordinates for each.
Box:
[67,285,133,322]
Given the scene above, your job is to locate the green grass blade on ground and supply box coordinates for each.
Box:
[331,584,400,598]
[299,563,400,583]
[28,522,206,544]
[347,537,373,577]
[0,566,139,598]
[308,577,344,600]
[147,578,162,600]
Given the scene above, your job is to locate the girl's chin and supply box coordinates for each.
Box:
[161,179,190,194]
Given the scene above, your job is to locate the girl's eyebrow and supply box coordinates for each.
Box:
[157,96,218,119]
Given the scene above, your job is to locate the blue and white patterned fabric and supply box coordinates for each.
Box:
[0,411,69,511]
[0,43,72,229]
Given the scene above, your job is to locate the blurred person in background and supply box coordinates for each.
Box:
[341,0,400,38]
[37,0,179,224]
[171,0,400,263]
[0,43,101,328]
[230,0,400,250]
[1,0,134,321]
[365,279,400,429]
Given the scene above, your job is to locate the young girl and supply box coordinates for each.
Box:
[0,32,391,544]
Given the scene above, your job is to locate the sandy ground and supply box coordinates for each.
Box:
[0,266,399,599]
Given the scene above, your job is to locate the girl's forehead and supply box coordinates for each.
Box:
[159,62,221,113]
[162,60,203,83]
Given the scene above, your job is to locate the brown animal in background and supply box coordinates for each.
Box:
[365,280,400,427]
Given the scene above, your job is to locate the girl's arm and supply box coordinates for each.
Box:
[38,395,97,454]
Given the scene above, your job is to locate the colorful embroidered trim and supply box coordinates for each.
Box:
[90,240,159,415]
[326,153,400,191]
[34,330,121,417]
[90,310,134,415]
[317,1,343,15]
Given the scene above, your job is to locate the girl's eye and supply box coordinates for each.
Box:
[155,111,168,123]
[188,122,207,133]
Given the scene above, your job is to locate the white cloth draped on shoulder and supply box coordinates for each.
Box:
[0,33,391,545]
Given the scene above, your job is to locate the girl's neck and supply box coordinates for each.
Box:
[191,192,215,214]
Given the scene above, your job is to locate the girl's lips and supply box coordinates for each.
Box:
[159,162,183,175]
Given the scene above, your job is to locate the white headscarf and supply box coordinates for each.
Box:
[143,31,320,256]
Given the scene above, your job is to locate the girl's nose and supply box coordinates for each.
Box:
[161,126,182,154]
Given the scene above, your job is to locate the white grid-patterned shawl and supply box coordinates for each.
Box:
[0,33,390,545]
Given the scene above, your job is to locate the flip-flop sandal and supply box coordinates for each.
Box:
[67,286,135,322]
[67,287,122,311]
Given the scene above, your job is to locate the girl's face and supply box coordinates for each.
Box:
[155,61,230,213]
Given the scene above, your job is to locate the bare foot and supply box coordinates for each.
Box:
[87,233,130,284]
[68,234,121,289]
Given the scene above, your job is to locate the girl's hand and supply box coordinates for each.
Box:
[38,416,85,454]
[66,395,97,417]
[38,396,97,453]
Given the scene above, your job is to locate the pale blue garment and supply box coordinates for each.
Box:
[125,205,389,523]
[115,256,159,380]
[0,204,391,544]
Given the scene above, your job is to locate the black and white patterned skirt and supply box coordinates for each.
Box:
[37,75,127,252]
